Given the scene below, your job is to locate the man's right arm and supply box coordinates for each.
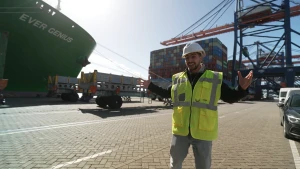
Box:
[148,82,172,98]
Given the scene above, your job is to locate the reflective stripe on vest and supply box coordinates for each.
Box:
[173,71,221,110]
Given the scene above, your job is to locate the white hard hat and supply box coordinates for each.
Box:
[182,42,206,58]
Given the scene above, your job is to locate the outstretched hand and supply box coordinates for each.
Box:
[238,70,253,90]
[141,80,151,89]
[141,75,151,89]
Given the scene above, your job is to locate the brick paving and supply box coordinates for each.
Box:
[0,98,298,169]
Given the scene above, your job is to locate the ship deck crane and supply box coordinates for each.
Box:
[56,0,61,11]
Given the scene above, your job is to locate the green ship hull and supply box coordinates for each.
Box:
[0,0,96,95]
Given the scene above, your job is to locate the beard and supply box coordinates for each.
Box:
[187,61,201,72]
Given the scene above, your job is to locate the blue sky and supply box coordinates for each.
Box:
[44,0,300,80]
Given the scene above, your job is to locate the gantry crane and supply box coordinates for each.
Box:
[160,0,300,98]
[160,3,300,46]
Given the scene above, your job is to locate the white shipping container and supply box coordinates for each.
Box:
[97,73,110,82]
[217,60,222,66]
[122,76,132,84]
[69,77,79,84]
[132,78,139,85]
[247,65,254,69]
[111,74,122,83]
[57,76,69,83]
[239,5,271,18]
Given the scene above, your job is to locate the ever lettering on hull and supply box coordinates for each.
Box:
[19,14,73,43]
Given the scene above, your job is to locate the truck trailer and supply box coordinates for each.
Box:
[47,70,146,109]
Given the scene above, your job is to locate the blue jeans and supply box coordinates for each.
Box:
[170,134,212,169]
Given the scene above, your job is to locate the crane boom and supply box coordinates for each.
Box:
[161,5,300,46]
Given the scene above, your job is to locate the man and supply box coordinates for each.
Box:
[143,42,253,169]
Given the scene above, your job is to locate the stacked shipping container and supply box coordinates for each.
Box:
[149,38,228,82]
[227,60,246,80]
[149,44,185,80]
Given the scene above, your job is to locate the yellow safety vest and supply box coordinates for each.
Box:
[171,70,223,141]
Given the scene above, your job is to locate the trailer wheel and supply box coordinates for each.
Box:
[61,93,68,101]
[68,93,79,102]
[108,95,122,109]
[96,96,107,108]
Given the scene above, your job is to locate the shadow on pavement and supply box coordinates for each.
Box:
[79,101,226,118]
[288,137,300,143]
[79,105,173,118]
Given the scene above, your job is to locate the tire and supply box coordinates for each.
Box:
[108,95,123,109]
[96,96,107,108]
[61,93,68,101]
[283,119,290,139]
[68,93,79,102]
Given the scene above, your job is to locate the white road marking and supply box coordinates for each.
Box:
[49,105,257,169]
[0,110,76,116]
[50,132,169,169]
[51,150,113,169]
[0,119,101,133]
[289,140,300,169]
[1,105,255,135]
[0,112,171,136]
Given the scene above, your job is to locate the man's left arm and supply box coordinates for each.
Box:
[220,82,248,104]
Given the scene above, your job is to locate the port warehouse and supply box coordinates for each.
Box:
[149,37,245,86]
